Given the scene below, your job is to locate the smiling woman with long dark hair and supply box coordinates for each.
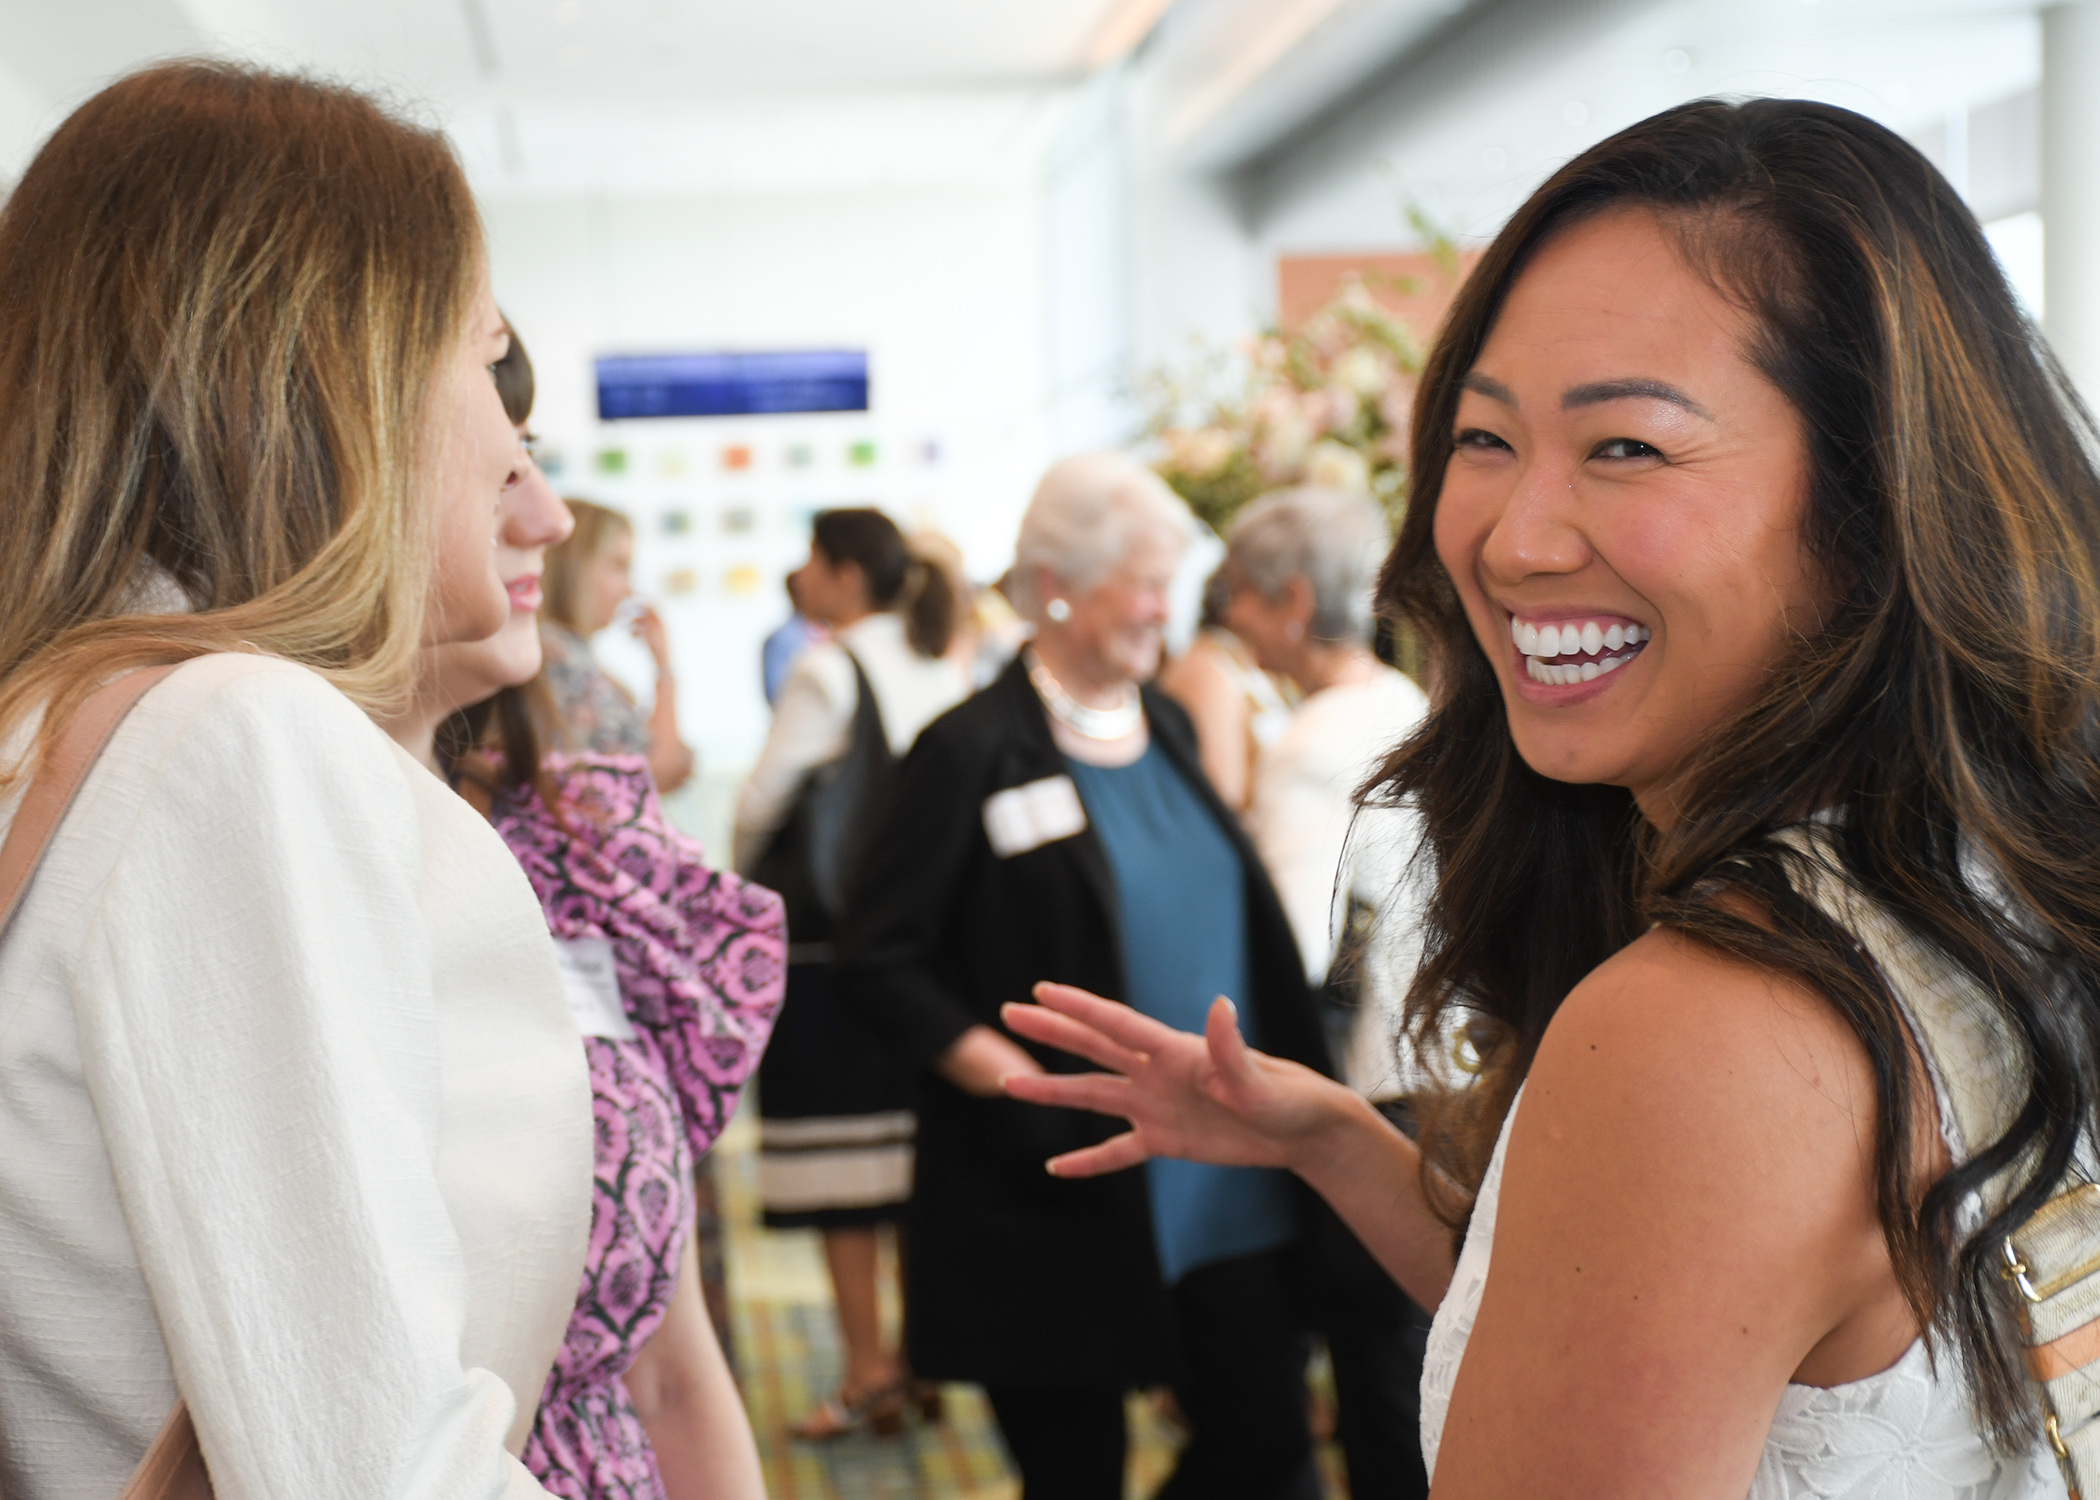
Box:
[999,97,2100,1498]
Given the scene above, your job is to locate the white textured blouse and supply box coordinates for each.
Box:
[732,611,970,873]
[0,654,593,1500]
[1420,1086,2067,1499]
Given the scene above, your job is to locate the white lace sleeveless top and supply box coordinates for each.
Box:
[1418,1085,2067,1496]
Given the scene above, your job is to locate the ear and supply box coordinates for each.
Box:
[1284,572,1318,624]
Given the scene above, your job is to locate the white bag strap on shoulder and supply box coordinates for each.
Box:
[0,662,212,1500]
[1779,826,2100,1497]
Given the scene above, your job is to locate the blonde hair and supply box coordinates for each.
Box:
[542,499,634,634]
[0,61,484,784]
[1009,451,1193,623]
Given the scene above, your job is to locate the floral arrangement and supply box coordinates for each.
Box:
[1142,217,1460,537]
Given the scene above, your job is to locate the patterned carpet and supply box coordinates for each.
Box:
[713,1104,1345,1500]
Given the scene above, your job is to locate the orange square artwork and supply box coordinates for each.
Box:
[721,444,754,472]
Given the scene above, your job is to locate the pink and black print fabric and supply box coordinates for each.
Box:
[491,754,785,1500]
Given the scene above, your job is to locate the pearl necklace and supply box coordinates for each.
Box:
[1026,650,1143,741]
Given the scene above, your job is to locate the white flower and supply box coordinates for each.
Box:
[1305,440,1370,493]
[1334,344,1388,397]
[1258,403,1314,474]
[1165,426,1237,477]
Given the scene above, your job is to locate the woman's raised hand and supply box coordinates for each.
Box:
[1000,981,1352,1178]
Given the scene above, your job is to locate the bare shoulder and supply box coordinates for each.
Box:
[1525,924,1879,1162]
[1502,922,1890,1354]
[1158,640,1240,714]
[1430,928,1904,1492]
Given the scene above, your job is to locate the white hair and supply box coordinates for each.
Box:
[1010,451,1194,623]
[1226,486,1390,644]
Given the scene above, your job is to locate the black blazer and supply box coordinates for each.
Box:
[832,654,1329,1385]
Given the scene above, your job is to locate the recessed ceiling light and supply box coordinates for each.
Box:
[1664,49,1691,75]
[1562,101,1590,127]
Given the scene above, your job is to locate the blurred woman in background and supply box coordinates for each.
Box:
[1158,566,1297,812]
[1224,486,1433,1500]
[541,500,696,793]
[734,507,968,1437]
[1227,488,1430,1093]
[0,62,592,1497]
[834,454,1337,1500]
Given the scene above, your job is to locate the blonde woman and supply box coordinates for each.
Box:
[0,64,591,1499]
[541,502,696,793]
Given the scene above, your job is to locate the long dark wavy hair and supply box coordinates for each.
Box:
[1375,97,2100,1445]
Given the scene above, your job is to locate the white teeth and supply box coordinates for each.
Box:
[1511,615,1647,685]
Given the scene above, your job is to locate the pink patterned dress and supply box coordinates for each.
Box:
[489,754,785,1500]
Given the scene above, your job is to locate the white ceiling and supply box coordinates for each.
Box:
[0,0,1495,197]
[0,0,2055,208]
[0,0,1164,193]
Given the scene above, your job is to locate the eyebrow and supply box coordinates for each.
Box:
[1460,372,1517,405]
[1459,372,1714,422]
[1562,378,1713,420]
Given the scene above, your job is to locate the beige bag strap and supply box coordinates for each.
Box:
[0,665,179,935]
[1777,825,2100,1497]
[0,662,211,1500]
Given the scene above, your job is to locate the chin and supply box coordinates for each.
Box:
[490,622,545,687]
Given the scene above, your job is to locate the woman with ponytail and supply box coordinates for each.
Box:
[732,507,968,1436]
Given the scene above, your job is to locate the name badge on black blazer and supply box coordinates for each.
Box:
[982,775,1088,858]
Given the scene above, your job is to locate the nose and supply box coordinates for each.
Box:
[502,460,573,550]
[1478,455,1592,588]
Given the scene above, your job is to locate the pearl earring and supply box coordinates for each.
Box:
[1046,598,1072,623]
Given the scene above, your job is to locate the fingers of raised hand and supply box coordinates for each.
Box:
[1204,996,1268,1089]
[1002,1069,1134,1118]
[1045,1131,1151,1179]
[1001,1002,1146,1075]
[1030,982,1184,1054]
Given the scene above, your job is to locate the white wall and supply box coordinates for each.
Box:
[482,185,1049,778]
[1239,0,2040,266]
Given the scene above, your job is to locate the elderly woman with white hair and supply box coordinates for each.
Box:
[834,452,1336,1500]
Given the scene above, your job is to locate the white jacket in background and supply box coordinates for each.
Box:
[733,611,970,874]
[0,654,592,1500]
[1245,664,1432,1100]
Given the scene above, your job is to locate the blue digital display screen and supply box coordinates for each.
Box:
[595,350,869,420]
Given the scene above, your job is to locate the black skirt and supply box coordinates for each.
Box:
[756,962,917,1229]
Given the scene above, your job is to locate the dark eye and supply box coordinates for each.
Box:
[1454,427,1512,453]
[1591,437,1662,461]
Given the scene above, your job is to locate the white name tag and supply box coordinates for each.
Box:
[982,775,1088,858]
[554,937,636,1040]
